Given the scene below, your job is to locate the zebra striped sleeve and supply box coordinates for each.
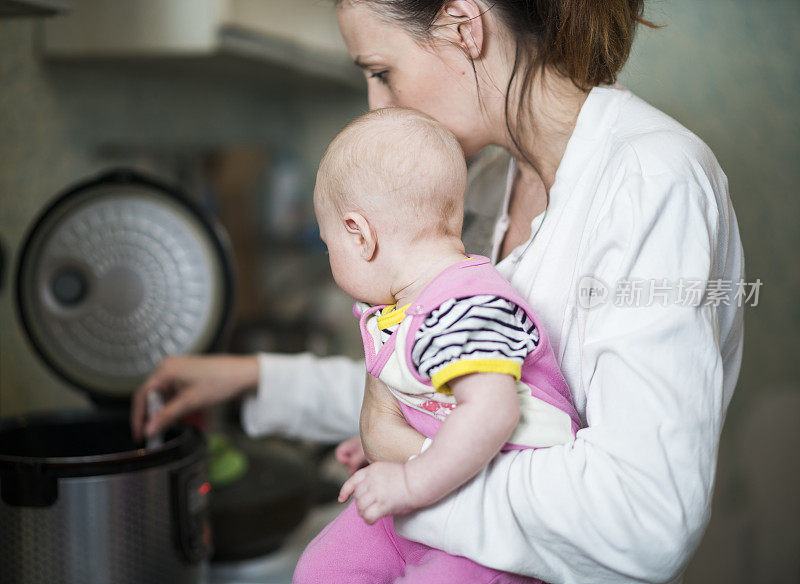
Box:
[411,295,540,392]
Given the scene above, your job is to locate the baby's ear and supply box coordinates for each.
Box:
[343,216,360,234]
[343,212,377,261]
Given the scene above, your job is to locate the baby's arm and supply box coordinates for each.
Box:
[403,372,519,506]
[339,371,519,523]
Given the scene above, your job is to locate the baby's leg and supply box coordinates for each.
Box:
[394,545,543,584]
[293,500,404,584]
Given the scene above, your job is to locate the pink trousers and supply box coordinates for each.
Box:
[293,500,541,584]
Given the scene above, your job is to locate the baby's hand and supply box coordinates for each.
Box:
[338,461,416,524]
[335,435,368,475]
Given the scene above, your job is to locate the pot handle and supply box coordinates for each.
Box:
[170,463,212,563]
[0,236,6,293]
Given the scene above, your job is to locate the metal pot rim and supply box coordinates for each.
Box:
[0,409,205,478]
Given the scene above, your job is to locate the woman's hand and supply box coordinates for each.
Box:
[130,354,259,440]
[335,435,368,475]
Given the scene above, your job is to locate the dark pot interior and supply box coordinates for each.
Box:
[0,414,178,459]
[0,411,194,472]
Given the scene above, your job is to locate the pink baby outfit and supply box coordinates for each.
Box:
[357,256,581,447]
[293,256,581,584]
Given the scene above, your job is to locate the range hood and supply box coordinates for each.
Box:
[0,0,68,17]
[41,0,362,86]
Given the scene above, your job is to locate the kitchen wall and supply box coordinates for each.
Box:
[1,0,798,581]
[0,17,366,415]
[619,2,800,581]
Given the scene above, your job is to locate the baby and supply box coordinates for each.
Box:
[294,108,581,584]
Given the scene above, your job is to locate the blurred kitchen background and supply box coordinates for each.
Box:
[0,1,798,583]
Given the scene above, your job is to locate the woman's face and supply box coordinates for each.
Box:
[337,2,491,157]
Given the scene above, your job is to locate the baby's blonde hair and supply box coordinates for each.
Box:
[315,107,467,240]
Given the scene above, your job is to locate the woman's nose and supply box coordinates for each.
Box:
[367,85,395,110]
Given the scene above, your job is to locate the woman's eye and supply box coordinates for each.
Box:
[370,70,389,85]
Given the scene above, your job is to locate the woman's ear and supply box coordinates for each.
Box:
[343,212,378,261]
[436,0,485,60]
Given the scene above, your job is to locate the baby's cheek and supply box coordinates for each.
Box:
[332,268,368,302]
[329,256,350,289]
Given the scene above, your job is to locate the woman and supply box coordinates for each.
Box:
[131,1,745,582]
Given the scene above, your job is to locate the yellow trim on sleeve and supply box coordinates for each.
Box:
[430,359,522,393]
[376,303,411,330]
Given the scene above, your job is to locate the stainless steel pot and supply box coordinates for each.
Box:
[3,169,234,583]
[0,411,210,584]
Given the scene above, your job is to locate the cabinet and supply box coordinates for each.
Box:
[42,0,361,86]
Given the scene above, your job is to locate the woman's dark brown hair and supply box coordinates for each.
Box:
[337,0,656,181]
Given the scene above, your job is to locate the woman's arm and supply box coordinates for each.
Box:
[240,352,365,443]
[240,353,428,455]
[392,173,744,583]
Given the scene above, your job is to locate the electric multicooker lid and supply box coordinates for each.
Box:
[15,169,234,403]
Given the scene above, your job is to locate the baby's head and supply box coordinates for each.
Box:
[314,107,467,303]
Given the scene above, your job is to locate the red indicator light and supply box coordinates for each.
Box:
[198,482,211,496]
